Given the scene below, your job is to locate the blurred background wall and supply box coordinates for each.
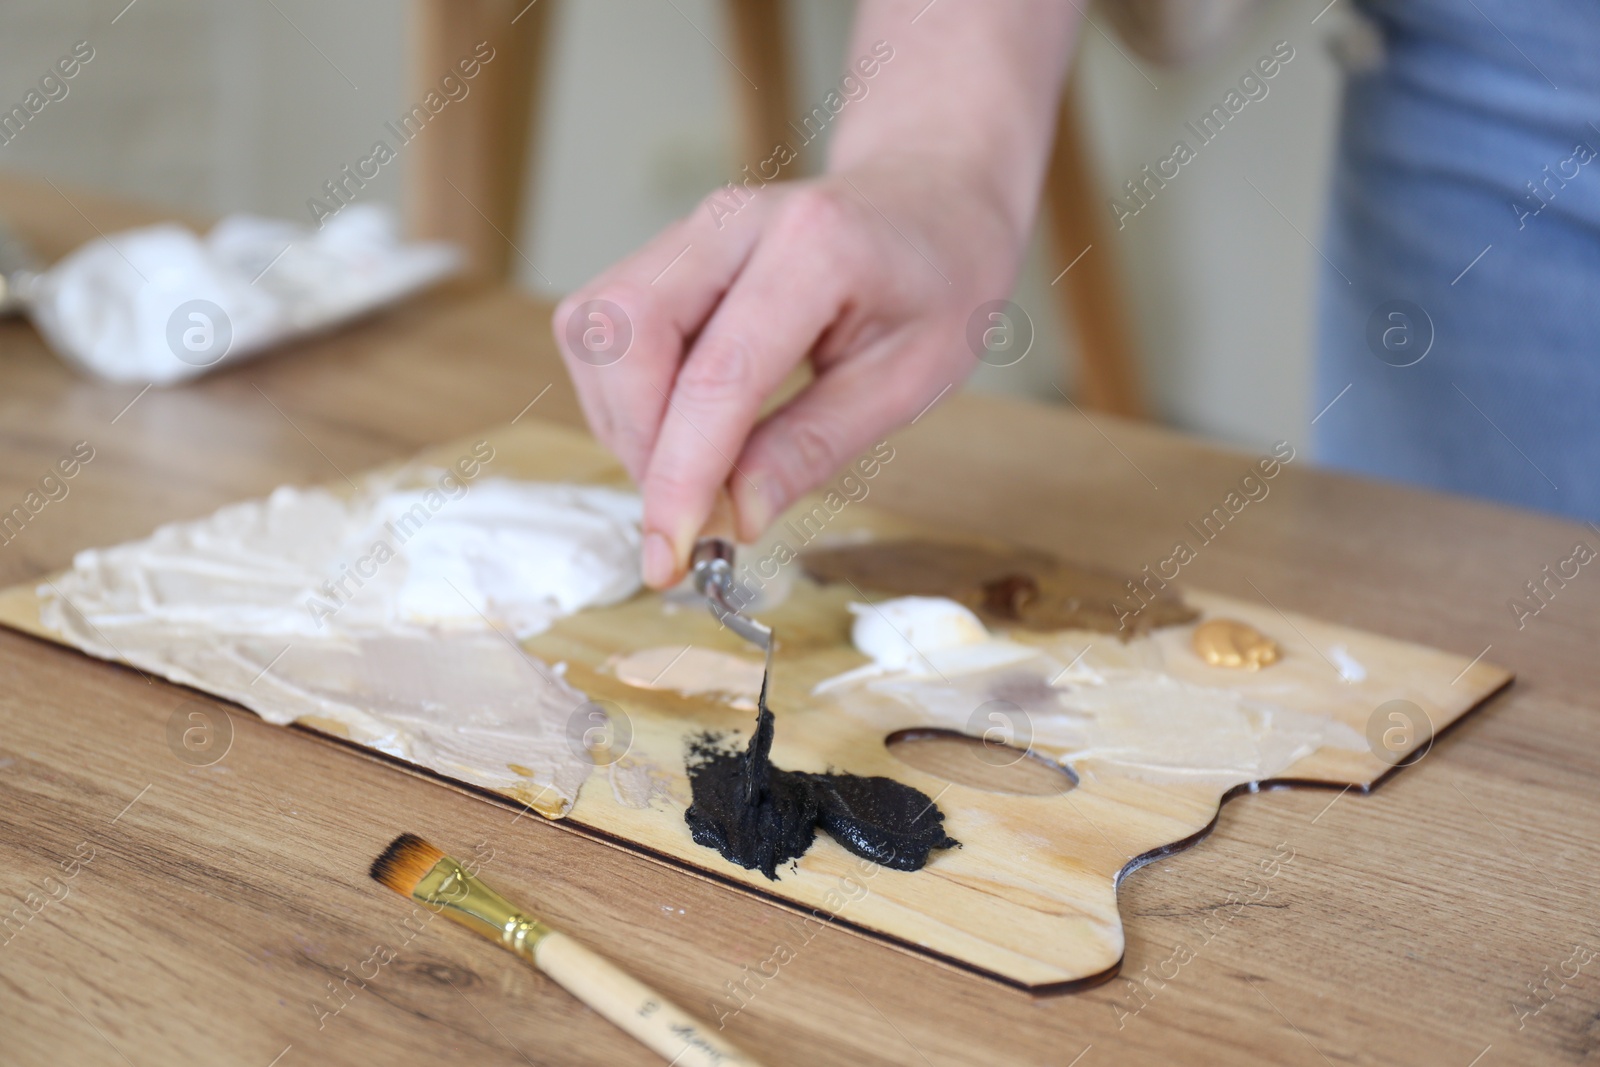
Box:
[0,0,1347,452]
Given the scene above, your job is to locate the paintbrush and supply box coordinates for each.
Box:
[370,833,761,1067]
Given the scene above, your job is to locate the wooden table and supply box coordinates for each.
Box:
[1,175,1594,1067]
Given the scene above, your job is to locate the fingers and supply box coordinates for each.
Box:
[639,208,852,587]
[550,197,767,482]
[728,330,957,541]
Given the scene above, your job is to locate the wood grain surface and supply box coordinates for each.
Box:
[3,418,1508,991]
[2,175,1597,1066]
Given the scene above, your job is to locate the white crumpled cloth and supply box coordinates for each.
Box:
[29,204,460,384]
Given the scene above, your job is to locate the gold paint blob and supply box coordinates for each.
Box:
[1192,618,1281,670]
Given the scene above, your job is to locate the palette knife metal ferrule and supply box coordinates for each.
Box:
[689,537,772,654]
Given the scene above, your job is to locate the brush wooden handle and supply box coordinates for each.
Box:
[533,930,762,1067]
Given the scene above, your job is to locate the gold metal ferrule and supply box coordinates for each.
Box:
[411,856,553,962]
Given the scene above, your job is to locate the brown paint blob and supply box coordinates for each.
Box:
[801,539,1197,638]
[1192,618,1281,670]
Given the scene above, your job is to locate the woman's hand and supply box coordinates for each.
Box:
[552,0,1081,589]
[554,159,1027,588]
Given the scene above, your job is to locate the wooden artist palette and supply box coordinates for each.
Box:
[0,420,1512,991]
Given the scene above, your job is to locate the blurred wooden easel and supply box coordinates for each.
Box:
[409,0,1144,417]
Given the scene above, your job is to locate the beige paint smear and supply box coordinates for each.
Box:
[610,645,766,710]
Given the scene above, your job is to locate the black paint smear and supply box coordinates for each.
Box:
[807,772,957,871]
[683,736,817,880]
[685,701,958,881]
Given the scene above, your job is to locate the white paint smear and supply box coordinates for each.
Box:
[39,471,643,816]
[838,636,1366,786]
[816,596,1040,691]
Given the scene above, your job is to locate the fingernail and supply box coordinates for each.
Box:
[642,531,676,589]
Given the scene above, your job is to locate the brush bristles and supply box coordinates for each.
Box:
[369,833,446,897]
